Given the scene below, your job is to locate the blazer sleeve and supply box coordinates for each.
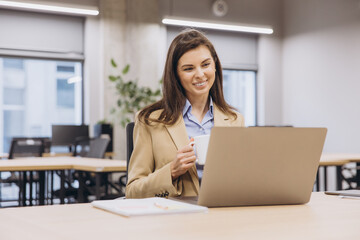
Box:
[125,119,178,198]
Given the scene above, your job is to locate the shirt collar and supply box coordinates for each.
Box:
[182,97,214,117]
[182,99,192,117]
[209,97,214,117]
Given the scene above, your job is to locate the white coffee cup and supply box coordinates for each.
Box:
[190,134,210,165]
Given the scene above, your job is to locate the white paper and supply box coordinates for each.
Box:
[91,197,208,217]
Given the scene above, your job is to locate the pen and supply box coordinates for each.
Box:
[339,195,360,200]
[154,202,169,210]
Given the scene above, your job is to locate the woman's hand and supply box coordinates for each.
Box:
[170,144,196,180]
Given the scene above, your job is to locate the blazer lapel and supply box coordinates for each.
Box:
[165,116,189,150]
[165,116,199,192]
[214,104,231,126]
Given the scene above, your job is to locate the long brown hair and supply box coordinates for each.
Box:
[139,28,237,125]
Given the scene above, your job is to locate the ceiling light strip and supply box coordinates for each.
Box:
[162,18,273,34]
[0,0,99,16]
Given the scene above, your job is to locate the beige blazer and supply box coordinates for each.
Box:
[125,105,244,199]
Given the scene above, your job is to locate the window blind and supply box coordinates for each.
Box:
[0,9,84,60]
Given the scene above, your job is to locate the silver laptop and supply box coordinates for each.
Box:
[192,127,327,207]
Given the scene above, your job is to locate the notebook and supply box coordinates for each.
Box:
[91,197,208,217]
[194,127,327,207]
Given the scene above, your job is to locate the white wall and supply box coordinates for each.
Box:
[282,0,360,153]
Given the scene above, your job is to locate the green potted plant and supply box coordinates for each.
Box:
[108,59,162,127]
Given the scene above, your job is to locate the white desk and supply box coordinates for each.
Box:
[0,193,359,239]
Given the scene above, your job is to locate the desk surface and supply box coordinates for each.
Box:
[321,153,360,162]
[319,153,360,166]
[3,153,359,168]
[0,157,126,172]
[0,193,359,240]
[42,152,115,158]
[1,152,115,159]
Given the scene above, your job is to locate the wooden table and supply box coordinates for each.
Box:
[0,157,126,206]
[0,193,359,240]
[42,152,115,158]
[319,153,360,191]
[70,157,126,202]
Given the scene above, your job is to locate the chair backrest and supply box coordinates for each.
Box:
[86,138,110,158]
[73,136,91,157]
[125,122,135,183]
[12,137,52,153]
[8,138,45,159]
[73,137,110,159]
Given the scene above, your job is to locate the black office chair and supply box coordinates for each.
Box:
[72,137,111,190]
[86,138,110,158]
[119,122,135,188]
[77,137,112,200]
[0,138,45,206]
[125,122,135,183]
[341,164,360,190]
[73,137,110,158]
[8,138,45,159]
[55,137,112,202]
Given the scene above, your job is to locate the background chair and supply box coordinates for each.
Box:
[125,122,135,183]
[8,138,45,159]
[0,138,45,206]
[119,122,135,189]
[83,138,110,159]
[341,163,360,190]
[75,137,112,201]
[54,137,114,202]
[72,136,91,157]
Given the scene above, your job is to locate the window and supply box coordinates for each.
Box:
[57,79,75,108]
[223,70,257,126]
[0,57,83,153]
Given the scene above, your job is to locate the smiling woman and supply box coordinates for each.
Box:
[177,45,216,117]
[125,29,244,199]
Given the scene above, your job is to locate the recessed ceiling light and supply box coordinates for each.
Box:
[162,17,273,35]
[0,0,99,16]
